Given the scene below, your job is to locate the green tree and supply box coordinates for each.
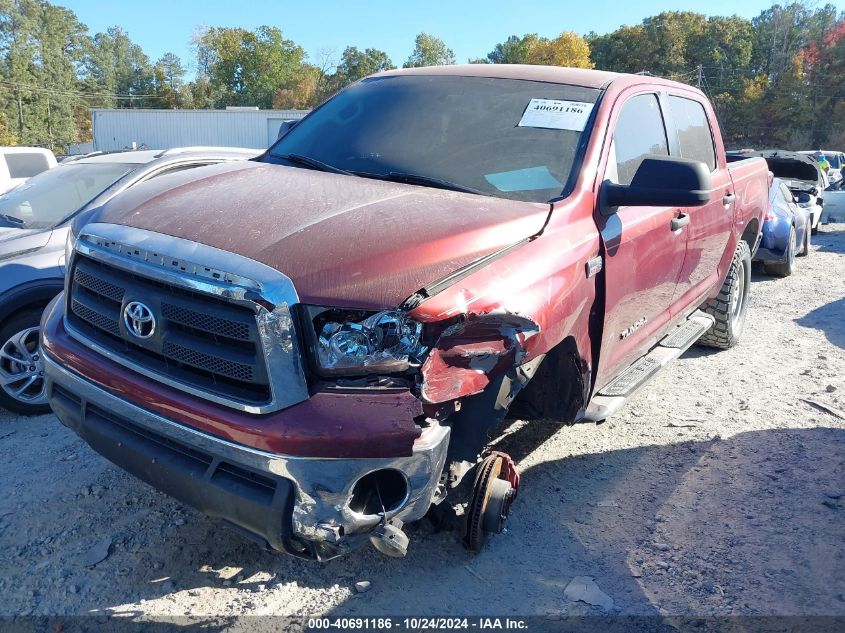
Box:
[193,25,307,109]
[152,52,186,108]
[0,111,17,144]
[82,26,155,108]
[0,0,88,147]
[336,46,393,83]
[485,34,540,64]
[403,33,455,68]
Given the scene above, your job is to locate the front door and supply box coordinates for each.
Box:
[594,92,688,390]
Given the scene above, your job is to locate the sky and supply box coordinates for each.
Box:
[58,0,845,76]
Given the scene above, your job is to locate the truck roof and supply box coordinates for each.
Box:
[376,64,619,88]
[374,64,705,95]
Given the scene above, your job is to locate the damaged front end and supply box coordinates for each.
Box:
[294,304,544,555]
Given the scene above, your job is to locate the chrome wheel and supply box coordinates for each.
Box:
[0,327,47,406]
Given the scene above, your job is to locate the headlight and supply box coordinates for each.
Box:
[63,230,77,268]
[311,308,426,375]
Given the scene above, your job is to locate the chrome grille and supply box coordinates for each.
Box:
[71,298,121,336]
[162,340,255,382]
[67,254,271,405]
[64,224,309,414]
[160,303,252,341]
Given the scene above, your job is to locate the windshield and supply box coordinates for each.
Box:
[265,75,600,203]
[825,154,841,169]
[0,162,135,229]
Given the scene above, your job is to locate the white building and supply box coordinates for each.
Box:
[91,107,310,152]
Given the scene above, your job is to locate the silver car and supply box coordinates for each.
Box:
[0,147,259,414]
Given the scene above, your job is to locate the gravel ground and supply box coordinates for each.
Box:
[0,228,843,623]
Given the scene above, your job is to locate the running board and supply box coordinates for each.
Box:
[584,311,715,421]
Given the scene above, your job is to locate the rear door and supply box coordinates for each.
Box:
[664,94,733,312]
[594,91,689,389]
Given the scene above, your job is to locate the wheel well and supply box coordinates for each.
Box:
[740,218,759,250]
[510,336,588,423]
[0,284,63,330]
[2,300,51,330]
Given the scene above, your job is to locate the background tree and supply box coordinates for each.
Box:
[525,31,592,68]
[193,25,307,108]
[1,0,845,152]
[403,33,455,68]
[152,52,187,108]
[336,46,393,83]
[82,26,156,108]
[485,34,540,64]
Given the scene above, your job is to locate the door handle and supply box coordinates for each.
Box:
[671,213,690,231]
[723,193,736,206]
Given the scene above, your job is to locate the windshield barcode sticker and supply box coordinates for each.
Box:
[518,99,594,131]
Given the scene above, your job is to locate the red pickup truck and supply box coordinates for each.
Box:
[42,65,768,561]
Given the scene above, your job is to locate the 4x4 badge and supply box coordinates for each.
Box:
[123,301,156,339]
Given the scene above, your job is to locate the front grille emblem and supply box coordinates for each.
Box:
[123,301,156,339]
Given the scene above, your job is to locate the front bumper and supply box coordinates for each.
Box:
[44,352,450,561]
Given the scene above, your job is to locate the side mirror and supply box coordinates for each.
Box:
[276,119,299,140]
[602,155,712,214]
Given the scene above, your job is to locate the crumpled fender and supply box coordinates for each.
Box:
[417,313,540,404]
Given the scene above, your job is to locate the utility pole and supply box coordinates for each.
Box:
[46,98,53,150]
[697,65,703,89]
[17,90,24,138]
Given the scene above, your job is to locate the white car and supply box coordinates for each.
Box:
[798,150,844,184]
[822,178,845,225]
[0,147,57,195]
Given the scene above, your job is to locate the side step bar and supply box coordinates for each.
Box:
[584,310,715,421]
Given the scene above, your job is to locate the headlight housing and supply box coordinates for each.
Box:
[308,308,427,375]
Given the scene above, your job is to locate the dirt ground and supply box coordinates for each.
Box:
[1,228,843,624]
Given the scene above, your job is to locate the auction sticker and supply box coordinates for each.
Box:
[518,98,594,131]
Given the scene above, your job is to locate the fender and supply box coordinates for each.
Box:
[408,193,600,408]
[0,279,65,325]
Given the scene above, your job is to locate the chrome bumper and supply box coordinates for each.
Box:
[44,353,449,561]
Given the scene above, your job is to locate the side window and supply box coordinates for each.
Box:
[611,94,669,185]
[666,96,716,171]
[5,152,50,178]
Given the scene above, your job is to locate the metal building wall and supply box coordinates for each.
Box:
[91,109,310,151]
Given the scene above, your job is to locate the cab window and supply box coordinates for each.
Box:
[609,94,669,186]
[666,96,716,171]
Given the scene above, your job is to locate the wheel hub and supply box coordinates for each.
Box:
[463,451,520,551]
[0,326,47,406]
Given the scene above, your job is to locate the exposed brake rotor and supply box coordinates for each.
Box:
[462,451,519,552]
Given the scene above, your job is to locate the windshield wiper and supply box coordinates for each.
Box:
[379,171,485,196]
[276,153,353,176]
[0,213,25,226]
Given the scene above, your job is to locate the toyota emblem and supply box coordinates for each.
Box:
[123,301,156,339]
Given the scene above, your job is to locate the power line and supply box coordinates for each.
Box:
[0,79,167,100]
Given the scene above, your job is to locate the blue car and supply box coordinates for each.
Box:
[754,177,811,277]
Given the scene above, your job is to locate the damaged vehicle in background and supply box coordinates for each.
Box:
[729,150,826,235]
[0,147,259,415]
[42,65,767,561]
[752,177,811,277]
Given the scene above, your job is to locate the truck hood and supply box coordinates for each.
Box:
[87,161,551,308]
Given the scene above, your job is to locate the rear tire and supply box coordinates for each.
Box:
[764,226,796,277]
[698,240,751,350]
